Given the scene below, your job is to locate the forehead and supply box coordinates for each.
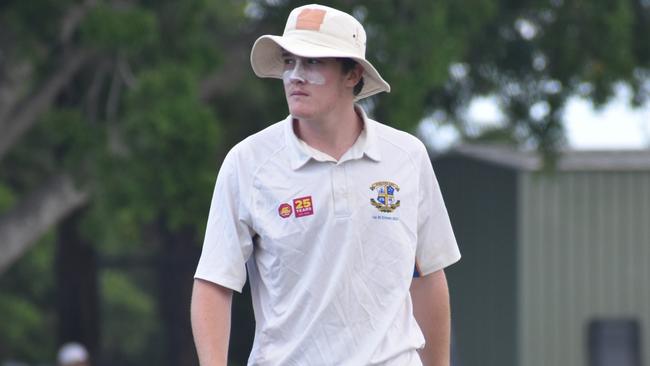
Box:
[280,50,335,61]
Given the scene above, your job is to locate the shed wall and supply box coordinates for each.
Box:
[434,157,518,366]
[519,171,650,366]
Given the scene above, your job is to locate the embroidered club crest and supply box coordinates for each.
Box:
[370,181,400,213]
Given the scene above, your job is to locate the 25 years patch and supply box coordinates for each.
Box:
[293,196,314,217]
[278,196,314,218]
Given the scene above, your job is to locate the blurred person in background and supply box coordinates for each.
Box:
[191,4,460,366]
[56,342,89,366]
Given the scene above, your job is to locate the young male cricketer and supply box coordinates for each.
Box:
[191,4,461,366]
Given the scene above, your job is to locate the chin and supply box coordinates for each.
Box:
[287,102,315,119]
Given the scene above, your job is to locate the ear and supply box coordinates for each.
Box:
[345,63,364,87]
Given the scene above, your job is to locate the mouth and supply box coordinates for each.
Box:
[290,90,309,97]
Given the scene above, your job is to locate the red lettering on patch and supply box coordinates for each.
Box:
[293,196,314,217]
[278,203,292,218]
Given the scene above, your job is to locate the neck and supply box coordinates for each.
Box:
[293,103,362,161]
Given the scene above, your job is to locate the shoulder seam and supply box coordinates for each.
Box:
[376,128,421,173]
[247,130,290,228]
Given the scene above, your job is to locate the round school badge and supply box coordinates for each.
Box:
[370,181,401,213]
[278,203,293,218]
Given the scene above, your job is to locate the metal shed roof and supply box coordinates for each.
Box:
[435,144,650,171]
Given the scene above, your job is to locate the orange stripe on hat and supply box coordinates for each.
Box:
[295,9,326,31]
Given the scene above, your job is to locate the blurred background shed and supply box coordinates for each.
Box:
[435,145,650,366]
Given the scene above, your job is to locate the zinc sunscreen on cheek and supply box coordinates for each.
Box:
[282,59,326,85]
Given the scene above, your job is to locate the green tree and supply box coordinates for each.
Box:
[0,0,237,364]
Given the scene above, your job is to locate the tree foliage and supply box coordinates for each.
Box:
[0,0,648,364]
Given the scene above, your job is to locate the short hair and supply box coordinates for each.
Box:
[340,58,364,96]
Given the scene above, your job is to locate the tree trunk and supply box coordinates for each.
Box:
[230,281,255,365]
[154,221,201,366]
[55,206,100,361]
[0,48,92,162]
[0,173,89,275]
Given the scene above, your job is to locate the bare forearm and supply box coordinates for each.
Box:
[410,270,451,366]
[191,279,233,366]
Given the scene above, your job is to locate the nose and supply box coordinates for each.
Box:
[288,68,305,83]
[282,71,303,87]
[288,61,306,83]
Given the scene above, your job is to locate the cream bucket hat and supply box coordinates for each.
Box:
[250,3,391,100]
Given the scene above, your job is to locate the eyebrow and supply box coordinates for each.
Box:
[281,51,293,58]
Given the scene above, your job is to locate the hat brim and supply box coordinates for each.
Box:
[250,35,390,100]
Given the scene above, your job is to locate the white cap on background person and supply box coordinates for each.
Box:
[57,342,89,366]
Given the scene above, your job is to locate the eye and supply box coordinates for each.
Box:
[283,58,295,65]
[305,58,321,65]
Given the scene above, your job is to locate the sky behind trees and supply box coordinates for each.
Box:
[444,85,650,150]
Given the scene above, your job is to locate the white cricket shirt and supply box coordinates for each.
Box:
[195,106,461,366]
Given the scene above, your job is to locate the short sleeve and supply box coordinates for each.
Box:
[194,147,255,292]
[414,145,461,276]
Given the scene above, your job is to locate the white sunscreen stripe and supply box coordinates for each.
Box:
[282,58,326,85]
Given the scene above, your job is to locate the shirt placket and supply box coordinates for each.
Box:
[331,163,351,218]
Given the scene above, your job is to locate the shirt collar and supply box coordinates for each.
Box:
[284,105,382,170]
